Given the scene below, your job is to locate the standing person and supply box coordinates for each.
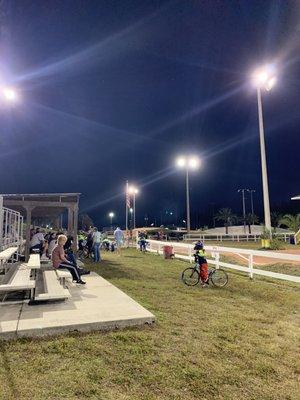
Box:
[92,227,102,262]
[86,229,94,258]
[52,234,86,284]
[114,227,124,256]
[194,241,209,286]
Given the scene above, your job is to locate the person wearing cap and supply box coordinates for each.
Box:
[194,241,209,286]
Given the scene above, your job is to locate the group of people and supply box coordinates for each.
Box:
[78,227,125,262]
[30,228,89,284]
[29,226,126,285]
[30,228,58,257]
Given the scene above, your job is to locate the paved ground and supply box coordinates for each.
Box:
[0,272,155,339]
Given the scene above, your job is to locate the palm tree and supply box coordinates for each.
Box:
[245,213,259,234]
[216,208,236,234]
[271,212,282,232]
[279,214,300,232]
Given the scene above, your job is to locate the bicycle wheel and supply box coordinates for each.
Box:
[210,268,228,287]
[181,267,200,286]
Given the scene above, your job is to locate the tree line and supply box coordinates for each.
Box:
[215,208,300,234]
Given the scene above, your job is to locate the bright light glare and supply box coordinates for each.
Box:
[252,64,277,90]
[128,186,139,194]
[129,208,133,213]
[109,212,115,218]
[265,76,277,91]
[188,157,200,169]
[2,87,18,102]
[176,156,201,170]
[176,157,186,168]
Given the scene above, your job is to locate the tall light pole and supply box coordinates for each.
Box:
[129,208,133,230]
[238,189,247,234]
[108,212,115,229]
[248,189,256,216]
[176,156,201,234]
[0,87,19,252]
[128,186,139,229]
[252,65,276,235]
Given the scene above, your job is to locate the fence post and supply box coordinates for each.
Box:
[248,253,253,279]
[215,252,220,269]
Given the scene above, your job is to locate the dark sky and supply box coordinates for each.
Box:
[0,0,299,228]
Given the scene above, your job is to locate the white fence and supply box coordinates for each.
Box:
[0,196,24,252]
[183,232,293,243]
[295,229,300,245]
[147,239,300,284]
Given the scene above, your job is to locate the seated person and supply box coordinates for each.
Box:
[48,233,57,257]
[42,239,48,258]
[102,238,110,251]
[194,241,209,285]
[52,234,86,284]
[63,234,90,276]
[30,228,44,255]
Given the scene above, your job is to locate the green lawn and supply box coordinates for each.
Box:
[0,249,299,400]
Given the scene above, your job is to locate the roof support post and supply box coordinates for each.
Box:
[67,207,73,234]
[25,205,35,261]
[73,204,79,252]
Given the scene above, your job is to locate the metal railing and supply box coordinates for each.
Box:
[0,196,24,253]
[146,239,300,283]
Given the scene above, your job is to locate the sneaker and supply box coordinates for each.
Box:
[76,279,86,285]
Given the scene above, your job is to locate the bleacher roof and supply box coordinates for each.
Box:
[1,193,80,218]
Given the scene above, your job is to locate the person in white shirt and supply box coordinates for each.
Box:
[92,227,102,262]
[30,228,45,255]
[114,227,124,256]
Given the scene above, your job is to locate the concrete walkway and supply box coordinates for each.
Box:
[0,272,155,339]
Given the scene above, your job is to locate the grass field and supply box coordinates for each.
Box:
[0,249,299,400]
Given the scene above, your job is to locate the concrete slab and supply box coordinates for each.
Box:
[0,272,155,339]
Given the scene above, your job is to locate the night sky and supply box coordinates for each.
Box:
[0,0,299,228]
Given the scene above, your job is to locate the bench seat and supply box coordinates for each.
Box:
[56,269,73,286]
[0,266,35,292]
[0,247,18,261]
[35,270,70,301]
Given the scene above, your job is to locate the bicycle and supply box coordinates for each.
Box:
[181,263,228,287]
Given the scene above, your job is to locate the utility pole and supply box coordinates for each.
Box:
[248,189,256,221]
[257,87,272,234]
[186,168,191,233]
[238,189,247,234]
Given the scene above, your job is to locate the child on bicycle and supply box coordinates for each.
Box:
[194,241,209,285]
